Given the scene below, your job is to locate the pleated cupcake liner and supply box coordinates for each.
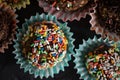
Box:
[73,36,120,80]
[38,0,96,22]
[90,4,120,41]
[0,0,30,10]
[0,3,18,53]
[13,13,74,79]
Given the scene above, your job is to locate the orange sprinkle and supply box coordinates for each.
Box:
[52,1,57,7]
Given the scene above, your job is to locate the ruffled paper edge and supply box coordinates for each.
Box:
[0,0,30,10]
[73,36,115,80]
[0,3,18,53]
[38,0,96,21]
[13,13,75,78]
[89,5,120,41]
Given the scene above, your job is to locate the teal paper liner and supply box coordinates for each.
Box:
[73,36,120,80]
[13,13,74,79]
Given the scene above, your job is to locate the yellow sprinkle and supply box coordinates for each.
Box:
[29,26,33,32]
[108,49,114,53]
[30,33,33,37]
[38,29,42,33]
[52,57,56,61]
[38,45,41,49]
[113,43,117,49]
[43,32,47,37]
[53,25,59,30]
[96,54,103,60]
[43,25,47,30]
[111,59,114,64]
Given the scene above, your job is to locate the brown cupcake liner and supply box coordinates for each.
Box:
[0,3,17,53]
[90,5,120,41]
[0,0,30,10]
[38,0,96,21]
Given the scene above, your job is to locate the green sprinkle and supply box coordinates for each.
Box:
[115,48,119,52]
[97,71,101,75]
[55,45,58,49]
[89,56,93,59]
[37,34,41,37]
[30,43,34,47]
[94,59,97,62]
[43,51,47,54]
[38,51,41,54]
[41,58,46,61]
[35,33,38,36]
[102,56,105,60]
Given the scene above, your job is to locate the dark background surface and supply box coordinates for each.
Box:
[0,0,100,80]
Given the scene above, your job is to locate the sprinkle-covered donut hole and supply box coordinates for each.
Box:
[0,3,16,49]
[96,0,120,35]
[44,0,92,11]
[85,43,120,80]
[21,21,68,69]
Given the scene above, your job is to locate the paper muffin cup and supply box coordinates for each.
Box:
[73,36,120,80]
[13,13,74,78]
[0,3,17,53]
[0,0,30,10]
[38,0,96,21]
[90,1,120,41]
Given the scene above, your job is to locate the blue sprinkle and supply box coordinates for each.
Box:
[37,37,41,40]
[91,68,97,73]
[52,37,54,40]
[110,78,112,80]
[59,38,62,44]
[41,47,44,51]
[94,68,97,71]
[52,53,57,57]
